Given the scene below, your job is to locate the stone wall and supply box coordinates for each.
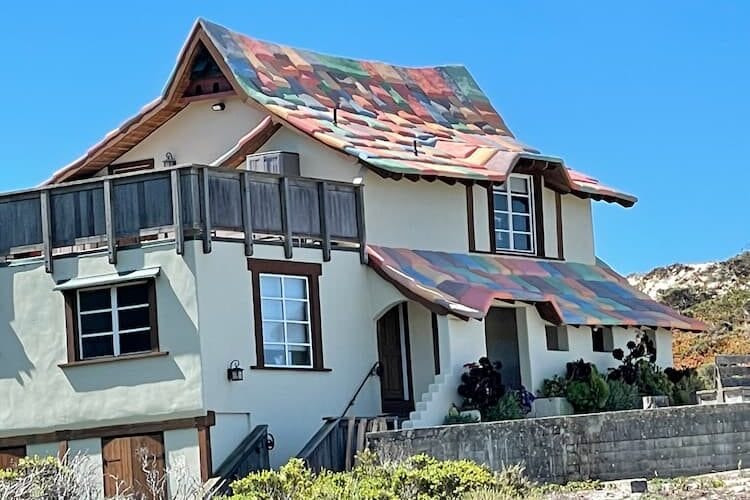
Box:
[368,403,750,483]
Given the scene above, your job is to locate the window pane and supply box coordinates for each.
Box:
[79,289,111,312]
[495,231,510,249]
[494,213,509,231]
[264,345,286,366]
[287,323,309,343]
[261,299,283,320]
[285,300,308,321]
[511,196,530,214]
[493,192,508,211]
[117,283,149,307]
[120,331,151,354]
[284,277,307,299]
[118,307,150,331]
[262,321,284,343]
[288,345,311,366]
[509,176,529,194]
[82,335,114,358]
[512,214,531,232]
[80,312,112,335]
[260,275,282,297]
[513,233,532,251]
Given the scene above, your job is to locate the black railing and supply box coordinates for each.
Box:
[212,424,271,495]
[0,165,366,271]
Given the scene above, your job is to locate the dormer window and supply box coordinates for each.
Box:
[492,174,536,253]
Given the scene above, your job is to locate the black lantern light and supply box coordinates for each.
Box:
[227,360,244,381]
[162,152,177,168]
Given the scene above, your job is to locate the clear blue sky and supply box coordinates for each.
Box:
[1,1,747,274]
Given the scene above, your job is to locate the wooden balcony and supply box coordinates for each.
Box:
[0,165,366,272]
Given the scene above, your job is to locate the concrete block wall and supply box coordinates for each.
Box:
[368,403,750,483]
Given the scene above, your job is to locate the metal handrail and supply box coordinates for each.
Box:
[339,361,380,418]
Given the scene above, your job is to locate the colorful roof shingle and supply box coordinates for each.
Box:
[200,20,636,206]
[367,245,706,331]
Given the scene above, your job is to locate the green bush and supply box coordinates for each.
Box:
[539,375,567,398]
[228,451,505,500]
[604,379,640,411]
[636,360,673,398]
[565,366,609,413]
[672,373,707,405]
[483,393,525,422]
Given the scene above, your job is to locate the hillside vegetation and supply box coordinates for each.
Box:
[628,252,750,368]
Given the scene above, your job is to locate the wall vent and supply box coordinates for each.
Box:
[246,151,300,176]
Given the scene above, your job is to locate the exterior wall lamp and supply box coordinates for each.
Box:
[227,360,244,381]
[162,152,177,168]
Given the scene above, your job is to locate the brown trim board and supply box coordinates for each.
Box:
[465,185,476,251]
[0,412,216,448]
[555,191,565,259]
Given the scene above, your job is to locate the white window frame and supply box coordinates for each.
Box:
[493,173,536,254]
[259,273,313,368]
[77,281,151,359]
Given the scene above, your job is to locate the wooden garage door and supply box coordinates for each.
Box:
[0,446,25,469]
[102,433,165,498]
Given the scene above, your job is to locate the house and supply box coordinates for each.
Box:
[0,18,705,495]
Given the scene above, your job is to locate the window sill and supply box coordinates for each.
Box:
[59,351,169,368]
[250,365,332,372]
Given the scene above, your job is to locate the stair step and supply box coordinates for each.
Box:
[416,401,428,412]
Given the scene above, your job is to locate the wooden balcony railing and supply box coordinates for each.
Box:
[0,165,366,272]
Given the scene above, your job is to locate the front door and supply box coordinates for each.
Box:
[377,304,414,416]
[485,307,523,389]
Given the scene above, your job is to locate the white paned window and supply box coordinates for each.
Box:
[493,174,536,253]
[259,274,312,367]
[77,281,153,359]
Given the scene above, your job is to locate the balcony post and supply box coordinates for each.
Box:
[355,185,367,264]
[279,177,293,259]
[39,190,53,273]
[318,182,331,262]
[240,171,254,256]
[170,169,184,255]
[200,167,212,254]
[103,179,117,265]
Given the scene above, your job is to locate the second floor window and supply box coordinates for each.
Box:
[492,174,536,253]
[76,281,157,359]
[259,274,313,367]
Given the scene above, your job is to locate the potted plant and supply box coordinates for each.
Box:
[533,374,574,417]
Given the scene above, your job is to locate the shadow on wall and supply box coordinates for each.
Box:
[0,266,35,384]
[62,356,186,392]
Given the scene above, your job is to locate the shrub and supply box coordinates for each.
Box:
[484,392,525,421]
[457,357,505,414]
[565,366,609,413]
[539,375,567,398]
[229,451,505,500]
[672,373,707,405]
[604,379,640,411]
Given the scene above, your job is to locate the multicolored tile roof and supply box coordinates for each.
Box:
[367,245,706,331]
[200,20,636,206]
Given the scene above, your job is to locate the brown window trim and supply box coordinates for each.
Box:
[247,258,326,370]
[63,279,160,364]
[107,159,155,175]
[487,174,546,257]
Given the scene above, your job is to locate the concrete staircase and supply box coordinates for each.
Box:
[402,372,461,429]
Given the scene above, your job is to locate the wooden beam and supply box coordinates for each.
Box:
[170,170,184,255]
[39,190,53,273]
[555,191,565,260]
[0,412,216,448]
[279,177,293,259]
[200,168,212,254]
[240,172,254,256]
[103,179,117,264]
[318,182,331,262]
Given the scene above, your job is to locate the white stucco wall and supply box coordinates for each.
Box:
[68,438,104,495]
[0,242,204,436]
[541,186,560,259]
[560,195,595,264]
[114,97,266,168]
[211,412,253,470]
[26,442,60,458]
[192,242,381,467]
[164,428,202,496]
[407,302,436,401]
[470,185,491,252]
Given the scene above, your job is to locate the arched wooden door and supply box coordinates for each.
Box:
[376,304,414,417]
